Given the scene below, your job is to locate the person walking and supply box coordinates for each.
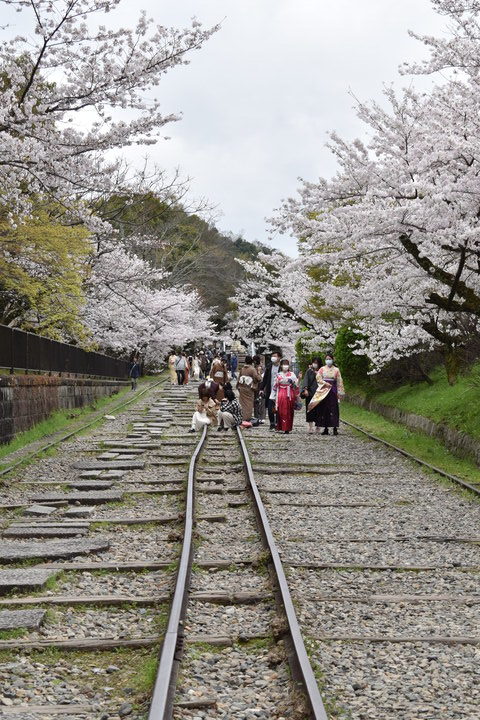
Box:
[185,355,192,384]
[237,355,262,422]
[192,355,200,381]
[272,359,298,434]
[259,351,281,430]
[175,353,187,386]
[168,352,177,385]
[308,353,345,435]
[129,356,141,391]
[210,353,229,400]
[218,383,243,431]
[198,351,208,380]
[253,354,265,423]
[189,387,220,432]
[301,358,321,433]
[230,352,238,379]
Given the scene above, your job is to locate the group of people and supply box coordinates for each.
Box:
[182,348,344,436]
[167,350,238,387]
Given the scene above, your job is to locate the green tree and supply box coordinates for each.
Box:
[0,204,91,341]
[334,326,370,386]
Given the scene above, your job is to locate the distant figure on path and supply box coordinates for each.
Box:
[273,359,298,434]
[168,352,178,385]
[175,353,187,386]
[198,351,208,380]
[230,352,238,379]
[253,354,265,423]
[129,357,141,391]
[308,352,345,435]
[237,355,262,422]
[192,355,200,381]
[210,353,229,400]
[301,358,321,433]
[259,351,281,430]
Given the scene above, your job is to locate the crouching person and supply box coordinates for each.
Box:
[189,387,219,433]
[218,384,243,431]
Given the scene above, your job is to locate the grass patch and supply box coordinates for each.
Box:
[0,646,161,717]
[0,374,164,472]
[0,627,28,640]
[350,361,480,441]
[341,402,480,490]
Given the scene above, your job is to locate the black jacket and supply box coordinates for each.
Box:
[301,368,318,398]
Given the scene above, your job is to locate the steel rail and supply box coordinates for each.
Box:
[235,427,329,720]
[148,424,208,720]
[0,378,166,479]
[341,419,480,496]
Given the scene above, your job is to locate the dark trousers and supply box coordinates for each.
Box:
[176,370,185,385]
[267,398,276,427]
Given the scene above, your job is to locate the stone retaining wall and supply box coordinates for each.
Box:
[0,374,128,445]
[346,393,480,467]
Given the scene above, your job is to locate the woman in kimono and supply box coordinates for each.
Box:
[192,355,200,381]
[210,355,229,400]
[168,353,177,385]
[308,353,345,435]
[301,358,321,433]
[189,387,219,432]
[273,359,298,434]
[237,356,262,421]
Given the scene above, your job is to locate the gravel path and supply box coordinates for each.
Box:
[245,419,480,720]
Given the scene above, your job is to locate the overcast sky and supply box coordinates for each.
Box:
[4,1,447,255]
[142,0,446,254]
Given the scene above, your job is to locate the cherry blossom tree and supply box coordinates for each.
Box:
[84,238,215,364]
[228,250,326,352]
[271,0,480,382]
[0,1,218,360]
[0,0,218,218]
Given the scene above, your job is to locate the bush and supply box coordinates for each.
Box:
[334,326,370,386]
[295,337,324,373]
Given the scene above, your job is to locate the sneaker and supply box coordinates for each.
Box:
[269,424,276,431]
[321,428,329,435]
[217,426,224,432]
[188,428,196,433]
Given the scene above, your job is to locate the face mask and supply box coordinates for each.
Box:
[312,363,318,370]
[271,356,279,364]
[325,359,333,367]
[281,365,289,371]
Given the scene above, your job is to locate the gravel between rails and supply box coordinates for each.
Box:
[172,431,304,720]
[244,420,480,720]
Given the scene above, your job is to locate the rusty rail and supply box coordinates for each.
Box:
[148,424,208,719]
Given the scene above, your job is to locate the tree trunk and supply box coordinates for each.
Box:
[444,347,462,385]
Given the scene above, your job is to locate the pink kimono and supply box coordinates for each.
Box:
[274,371,298,432]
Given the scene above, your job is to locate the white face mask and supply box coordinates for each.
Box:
[281,364,289,371]
[325,359,333,367]
[312,363,319,370]
[271,356,279,364]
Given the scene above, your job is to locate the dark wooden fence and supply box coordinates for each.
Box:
[0,325,130,379]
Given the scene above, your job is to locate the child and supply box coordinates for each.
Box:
[189,388,219,433]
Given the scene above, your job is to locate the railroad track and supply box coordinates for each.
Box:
[0,378,478,719]
[150,422,327,720]
[0,381,327,719]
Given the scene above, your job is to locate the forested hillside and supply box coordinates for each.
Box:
[101,195,271,330]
